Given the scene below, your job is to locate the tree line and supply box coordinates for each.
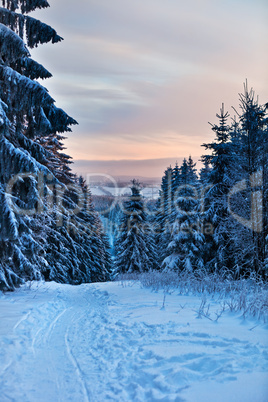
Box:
[0,0,111,290]
[115,89,268,279]
[0,1,267,290]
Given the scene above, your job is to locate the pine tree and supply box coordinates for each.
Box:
[162,158,204,272]
[199,158,212,186]
[172,162,180,197]
[159,166,173,218]
[0,1,111,289]
[227,85,268,277]
[0,3,63,288]
[201,104,234,273]
[115,180,158,274]
[76,177,112,283]
[186,156,198,185]
[156,166,173,263]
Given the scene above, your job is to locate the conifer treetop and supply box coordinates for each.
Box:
[209,103,230,144]
[2,0,50,14]
[130,179,142,196]
[0,6,63,48]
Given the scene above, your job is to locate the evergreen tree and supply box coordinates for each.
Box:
[201,104,233,273]
[155,166,173,263]
[186,156,198,185]
[199,158,212,186]
[226,85,268,277]
[115,180,158,274]
[172,161,180,197]
[159,166,173,218]
[201,87,267,278]
[0,1,110,289]
[0,1,66,289]
[76,177,112,283]
[157,158,199,267]
[162,158,204,272]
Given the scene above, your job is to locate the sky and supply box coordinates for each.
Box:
[31,0,268,179]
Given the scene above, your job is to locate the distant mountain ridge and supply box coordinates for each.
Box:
[72,157,201,182]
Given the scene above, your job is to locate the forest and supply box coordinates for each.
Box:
[0,0,267,291]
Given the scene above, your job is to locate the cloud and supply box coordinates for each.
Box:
[72,157,202,180]
[30,0,268,176]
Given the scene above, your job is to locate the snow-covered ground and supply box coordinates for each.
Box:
[0,281,267,402]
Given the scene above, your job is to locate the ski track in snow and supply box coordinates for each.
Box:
[0,281,267,402]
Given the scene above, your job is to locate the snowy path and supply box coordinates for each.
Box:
[0,281,267,402]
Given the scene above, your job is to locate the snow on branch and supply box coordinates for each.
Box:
[0,135,51,181]
[0,98,9,128]
[12,57,52,79]
[0,22,28,62]
[46,105,78,134]
[0,65,54,112]
[25,16,63,48]
[0,7,25,38]
[2,0,50,14]
[0,7,63,47]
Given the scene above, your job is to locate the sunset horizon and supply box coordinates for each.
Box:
[30,0,268,179]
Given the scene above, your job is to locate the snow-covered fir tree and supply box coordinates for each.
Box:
[75,176,112,283]
[172,162,180,198]
[201,85,267,278]
[157,157,199,267]
[155,166,173,262]
[199,158,212,186]
[159,166,173,219]
[226,85,268,277]
[201,104,233,273]
[162,158,204,272]
[0,0,111,289]
[115,180,158,274]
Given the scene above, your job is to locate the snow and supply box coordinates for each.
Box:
[0,281,267,401]
[90,185,160,199]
